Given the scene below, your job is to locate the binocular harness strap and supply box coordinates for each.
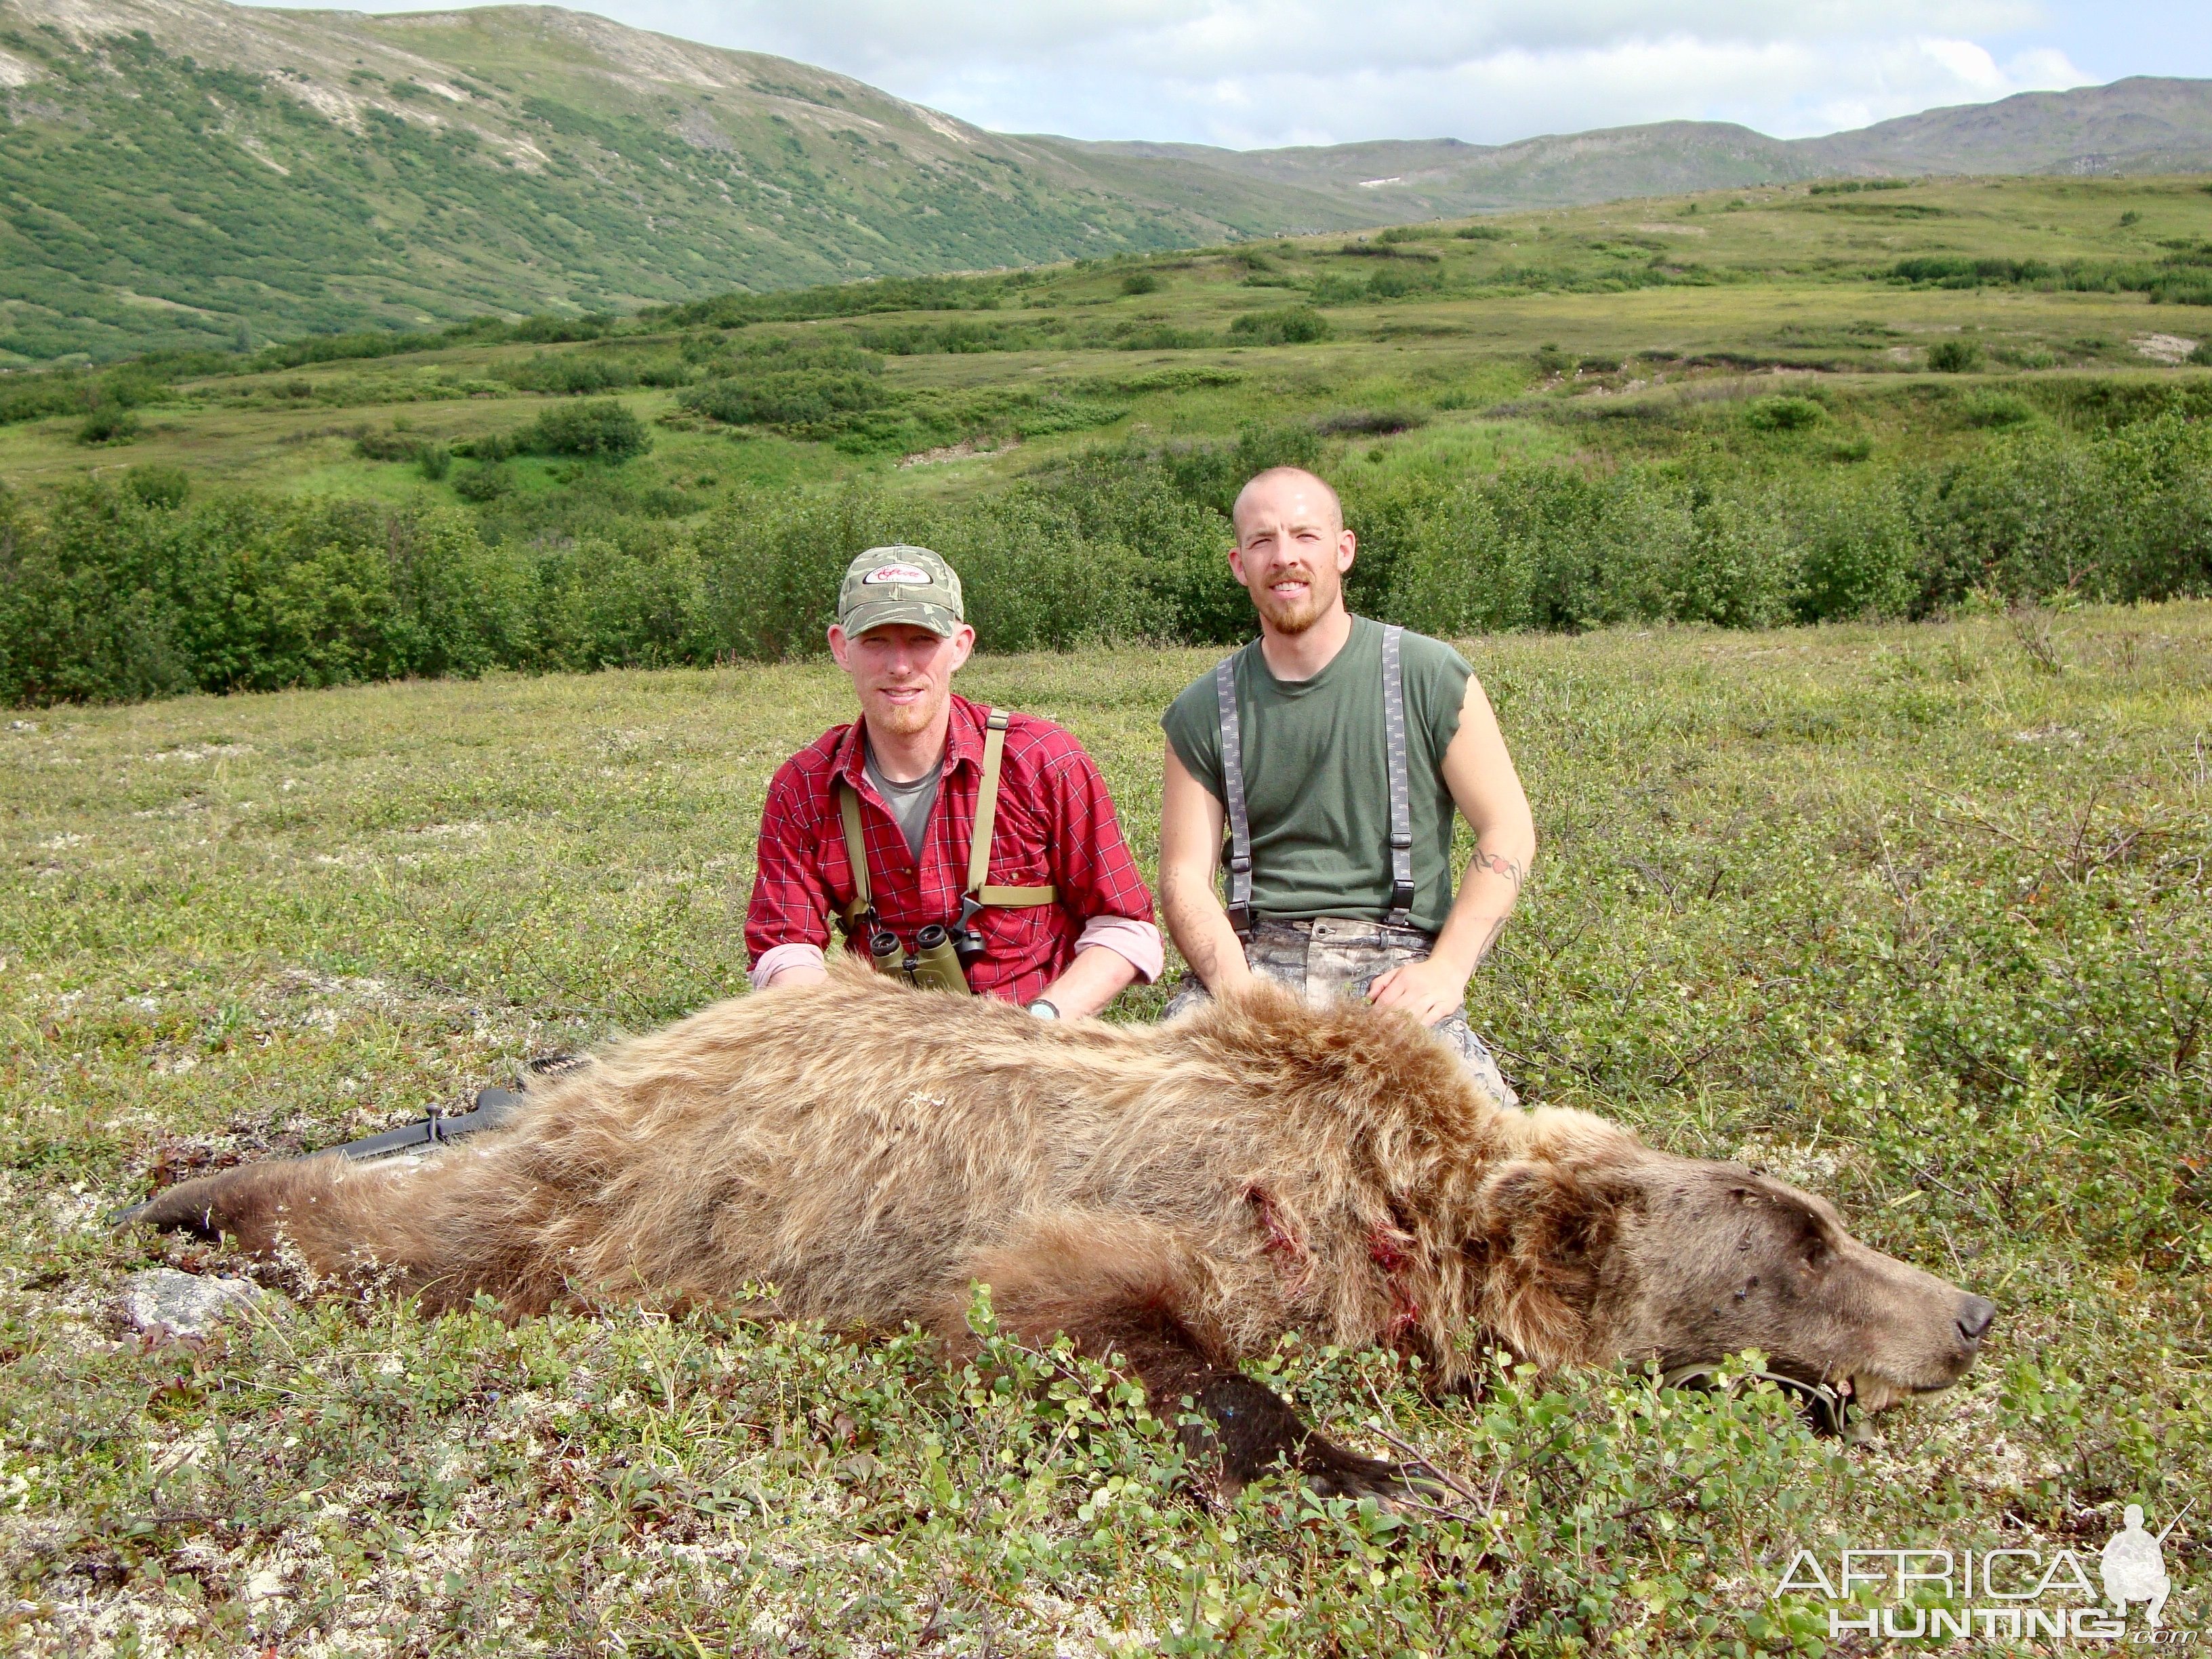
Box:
[967,709,1057,907]
[836,779,874,935]
[833,707,1057,962]
[1213,623,1415,938]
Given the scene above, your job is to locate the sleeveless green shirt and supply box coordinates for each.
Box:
[1162,617,1473,933]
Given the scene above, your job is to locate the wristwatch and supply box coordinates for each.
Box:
[1025,998,1061,1021]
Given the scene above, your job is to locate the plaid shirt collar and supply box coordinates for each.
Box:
[832,694,987,793]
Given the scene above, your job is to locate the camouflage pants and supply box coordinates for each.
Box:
[1162,916,1520,1108]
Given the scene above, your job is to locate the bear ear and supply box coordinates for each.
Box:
[1473,1160,1631,1368]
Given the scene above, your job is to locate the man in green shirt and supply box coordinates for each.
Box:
[1158,466,1536,1105]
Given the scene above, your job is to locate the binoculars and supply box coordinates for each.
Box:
[869,922,971,995]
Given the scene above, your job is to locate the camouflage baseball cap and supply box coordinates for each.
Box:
[837,546,964,638]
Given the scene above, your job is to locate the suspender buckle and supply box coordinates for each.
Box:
[1225,902,1254,940]
[1389,832,1413,851]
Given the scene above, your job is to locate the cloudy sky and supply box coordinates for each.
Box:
[278,1,2205,149]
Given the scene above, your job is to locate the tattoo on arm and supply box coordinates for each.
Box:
[1470,848,1526,889]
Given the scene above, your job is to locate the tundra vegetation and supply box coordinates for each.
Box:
[4,174,2212,703]
[1,606,2207,1652]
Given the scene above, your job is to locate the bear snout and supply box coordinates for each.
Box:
[1955,1294,1996,1348]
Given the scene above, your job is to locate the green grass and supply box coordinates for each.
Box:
[3,605,2205,1651]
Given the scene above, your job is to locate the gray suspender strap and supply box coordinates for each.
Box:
[1214,653,1254,939]
[1381,623,1416,928]
[1216,628,1413,933]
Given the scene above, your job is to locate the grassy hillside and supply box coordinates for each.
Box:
[0,0,1368,367]
[2,605,2206,1650]
[2,171,2205,501]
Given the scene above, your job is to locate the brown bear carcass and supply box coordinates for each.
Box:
[129,965,1995,1498]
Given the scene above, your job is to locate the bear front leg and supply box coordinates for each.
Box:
[119,1155,346,1252]
[1184,1369,1425,1504]
[949,1209,1433,1506]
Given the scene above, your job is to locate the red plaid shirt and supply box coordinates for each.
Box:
[745,695,1156,1004]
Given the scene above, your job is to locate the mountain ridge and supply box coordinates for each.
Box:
[1042,77,2212,220]
[2,0,2209,364]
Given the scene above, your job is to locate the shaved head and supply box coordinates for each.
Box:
[1227,466,1355,638]
[1233,467,1343,543]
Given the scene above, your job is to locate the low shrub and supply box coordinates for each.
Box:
[122,465,188,510]
[1119,272,1160,295]
[1365,266,1437,300]
[679,340,890,431]
[524,400,650,460]
[1744,396,1826,432]
[356,429,431,462]
[468,402,651,463]
[495,352,694,394]
[77,409,140,445]
[1961,390,2035,429]
[1227,306,1329,346]
[452,463,514,502]
[1313,408,1429,436]
[1927,340,1984,373]
[498,353,634,395]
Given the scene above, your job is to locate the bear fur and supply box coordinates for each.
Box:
[131,964,1994,1497]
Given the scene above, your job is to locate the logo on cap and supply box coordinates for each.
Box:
[863,563,932,586]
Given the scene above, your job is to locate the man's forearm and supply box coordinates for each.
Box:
[1429,841,1529,979]
[1160,867,1252,994]
[1040,943,1139,1019]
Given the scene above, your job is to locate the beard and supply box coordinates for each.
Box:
[1251,571,1331,634]
[867,682,945,737]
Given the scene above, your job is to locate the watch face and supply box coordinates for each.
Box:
[1027,998,1060,1019]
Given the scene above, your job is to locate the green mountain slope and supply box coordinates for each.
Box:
[0,0,1377,365]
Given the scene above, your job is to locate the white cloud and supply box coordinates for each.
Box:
[243,0,2095,146]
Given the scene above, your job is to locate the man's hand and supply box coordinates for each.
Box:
[1366,954,1470,1026]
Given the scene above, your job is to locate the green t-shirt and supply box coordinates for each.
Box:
[1162,617,1474,933]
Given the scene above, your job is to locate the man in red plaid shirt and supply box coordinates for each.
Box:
[745,546,1161,1017]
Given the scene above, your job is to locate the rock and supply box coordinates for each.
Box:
[116,1267,261,1339]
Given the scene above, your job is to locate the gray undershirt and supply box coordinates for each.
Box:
[863,740,942,864]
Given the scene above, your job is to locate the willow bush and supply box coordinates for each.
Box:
[4,411,2209,705]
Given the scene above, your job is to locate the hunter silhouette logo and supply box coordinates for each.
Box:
[1772,1500,2195,1642]
[2104,1503,2188,1629]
